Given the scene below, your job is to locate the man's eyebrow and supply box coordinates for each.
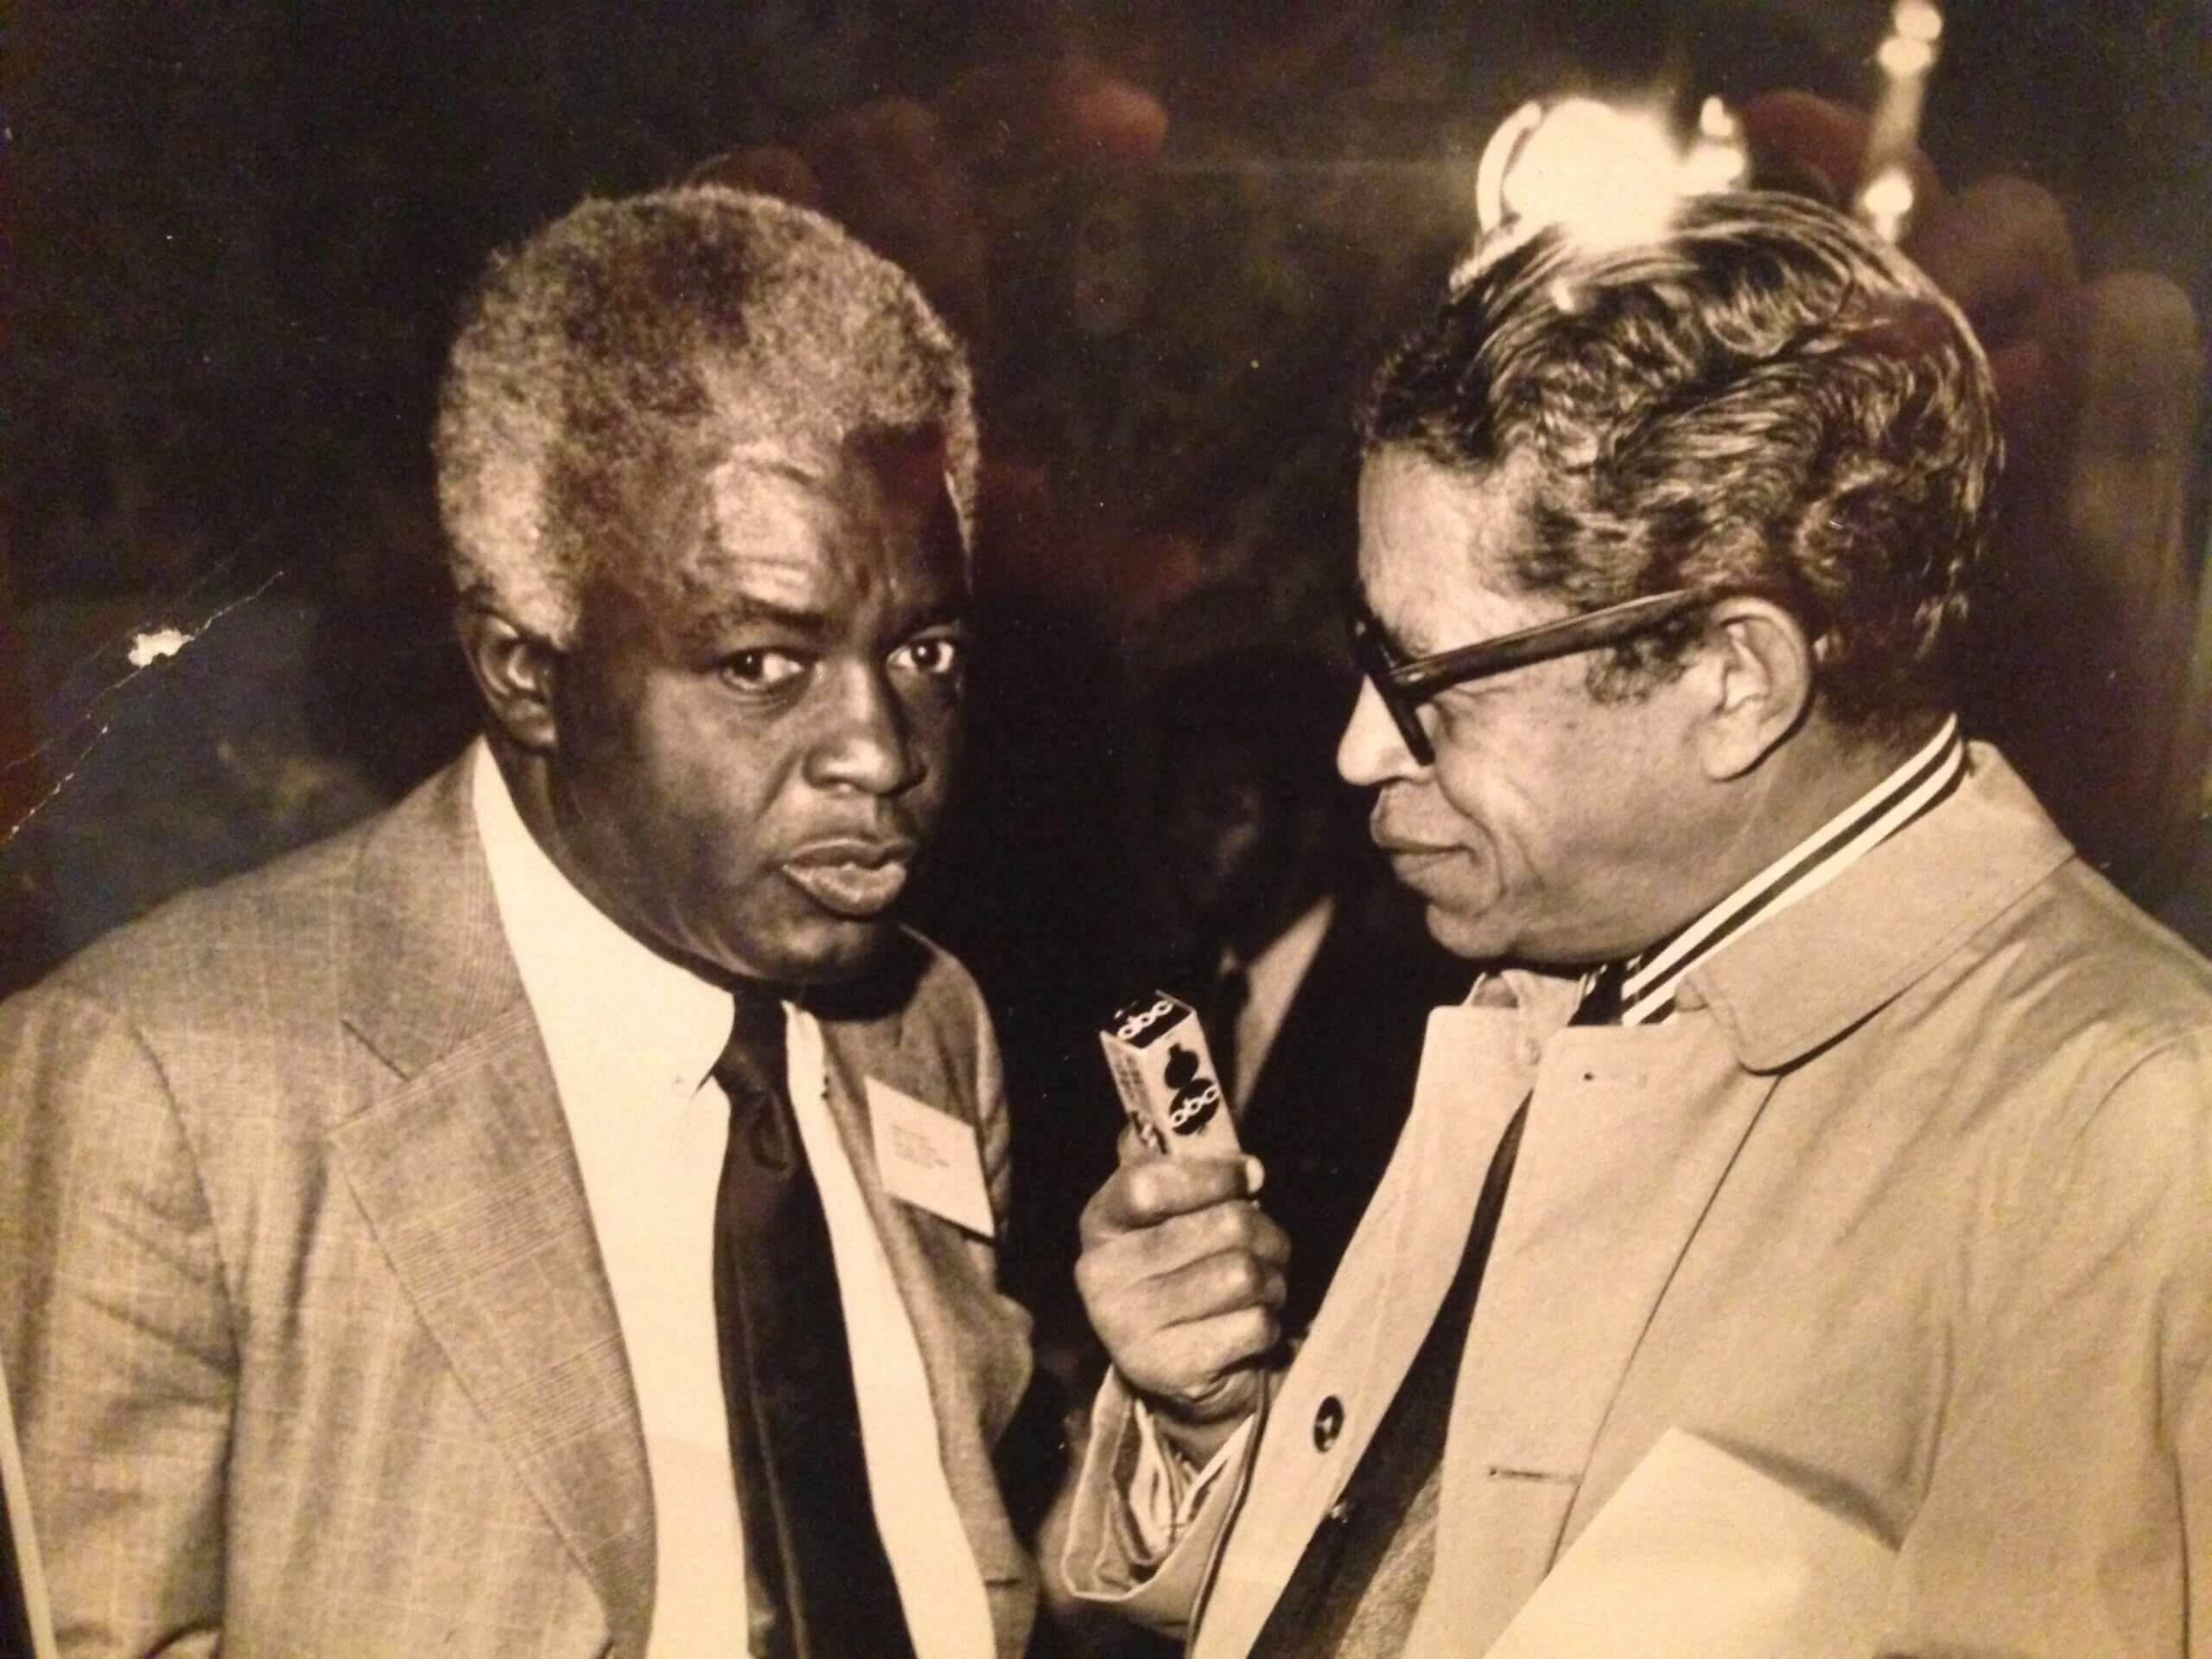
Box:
[688,592,972,646]
[690,595,834,639]
[902,594,973,633]
[1357,590,1425,658]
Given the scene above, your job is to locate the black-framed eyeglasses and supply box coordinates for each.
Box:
[1347,588,1708,766]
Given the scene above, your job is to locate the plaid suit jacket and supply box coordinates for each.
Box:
[0,757,1039,1657]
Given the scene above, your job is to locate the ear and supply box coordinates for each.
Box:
[454,601,563,755]
[1694,597,1813,780]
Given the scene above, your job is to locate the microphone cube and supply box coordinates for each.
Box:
[1098,991,1242,1159]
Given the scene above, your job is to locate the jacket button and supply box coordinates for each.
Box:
[1313,1395,1344,1451]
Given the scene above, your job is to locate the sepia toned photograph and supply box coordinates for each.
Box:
[3,2,2208,1655]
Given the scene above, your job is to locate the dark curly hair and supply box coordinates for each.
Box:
[1360,191,2001,742]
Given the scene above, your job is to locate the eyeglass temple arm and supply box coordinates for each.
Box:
[1385,589,1707,697]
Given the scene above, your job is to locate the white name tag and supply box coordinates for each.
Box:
[866,1078,996,1237]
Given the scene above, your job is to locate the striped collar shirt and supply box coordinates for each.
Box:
[1618,715,1968,1027]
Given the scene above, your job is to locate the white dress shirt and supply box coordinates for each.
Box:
[470,741,993,1658]
[1221,895,1336,1112]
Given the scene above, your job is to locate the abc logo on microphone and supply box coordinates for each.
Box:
[1098,990,1241,1160]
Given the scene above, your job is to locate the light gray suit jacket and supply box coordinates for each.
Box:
[0,757,1039,1657]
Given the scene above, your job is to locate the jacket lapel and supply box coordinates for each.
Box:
[1194,997,1542,1658]
[1410,1022,1774,1654]
[331,758,656,1656]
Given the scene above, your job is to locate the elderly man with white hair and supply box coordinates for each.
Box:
[0,186,1039,1659]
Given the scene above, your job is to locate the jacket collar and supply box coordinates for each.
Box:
[342,747,525,1078]
[1685,744,2074,1072]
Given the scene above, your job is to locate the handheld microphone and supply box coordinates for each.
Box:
[1098,991,1243,1160]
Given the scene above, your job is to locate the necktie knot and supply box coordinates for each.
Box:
[1212,955,1250,1019]
[715,985,793,1170]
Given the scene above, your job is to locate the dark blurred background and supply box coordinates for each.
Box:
[3,0,2209,1368]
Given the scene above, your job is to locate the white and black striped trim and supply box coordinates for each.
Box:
[1618,715,1968,1027]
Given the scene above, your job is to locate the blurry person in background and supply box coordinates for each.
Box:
[0,187,1045,1658]
[1065,188,2212,1656]
[1144,645,1466,1339]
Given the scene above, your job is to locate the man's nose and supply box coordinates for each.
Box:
[1338,677,1424,786]
[807,664,920,796]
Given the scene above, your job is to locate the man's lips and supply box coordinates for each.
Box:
[1371,833,1457,859]
[780,837,919,918]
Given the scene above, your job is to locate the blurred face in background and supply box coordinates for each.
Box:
[1160,732,1298,944]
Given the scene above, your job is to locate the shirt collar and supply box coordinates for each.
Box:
[1619,715,1967,1026]
[1684,738,2072,1070]
[1236,896,1335,1008]
[469,739,734,1102]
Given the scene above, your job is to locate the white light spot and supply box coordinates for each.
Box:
[1683,138,1748,193]
[1895,1,1943,44]
[1859,166,1917,243]
[1878,35,1937,79]
[1475,100,1547,233]
[1860,169,1916,218]
[1473,95,1749,258]
[128,627,193,667]
[1499,99,1684,251]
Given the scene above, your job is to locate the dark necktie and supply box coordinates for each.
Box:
[710,986,916,1659]
[1250,965,1624,1656]
[1206,957,1252,1110]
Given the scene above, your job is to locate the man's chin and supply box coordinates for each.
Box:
[685,912,898,992]
[766,915,902,988]
[1421,900,1503,963]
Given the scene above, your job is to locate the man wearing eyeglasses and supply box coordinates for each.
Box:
[1060,190,2212,1656]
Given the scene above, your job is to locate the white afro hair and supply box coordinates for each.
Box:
[435,185,978,644]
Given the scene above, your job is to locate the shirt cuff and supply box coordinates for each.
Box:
[1122,1398,1258,1567]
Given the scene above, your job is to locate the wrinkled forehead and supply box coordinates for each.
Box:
[707,428,957,538]
[1356,444,1548,648]
[642,429,969,602]
[569,429,969,655]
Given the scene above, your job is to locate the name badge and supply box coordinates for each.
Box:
[866,1078,996,1237]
